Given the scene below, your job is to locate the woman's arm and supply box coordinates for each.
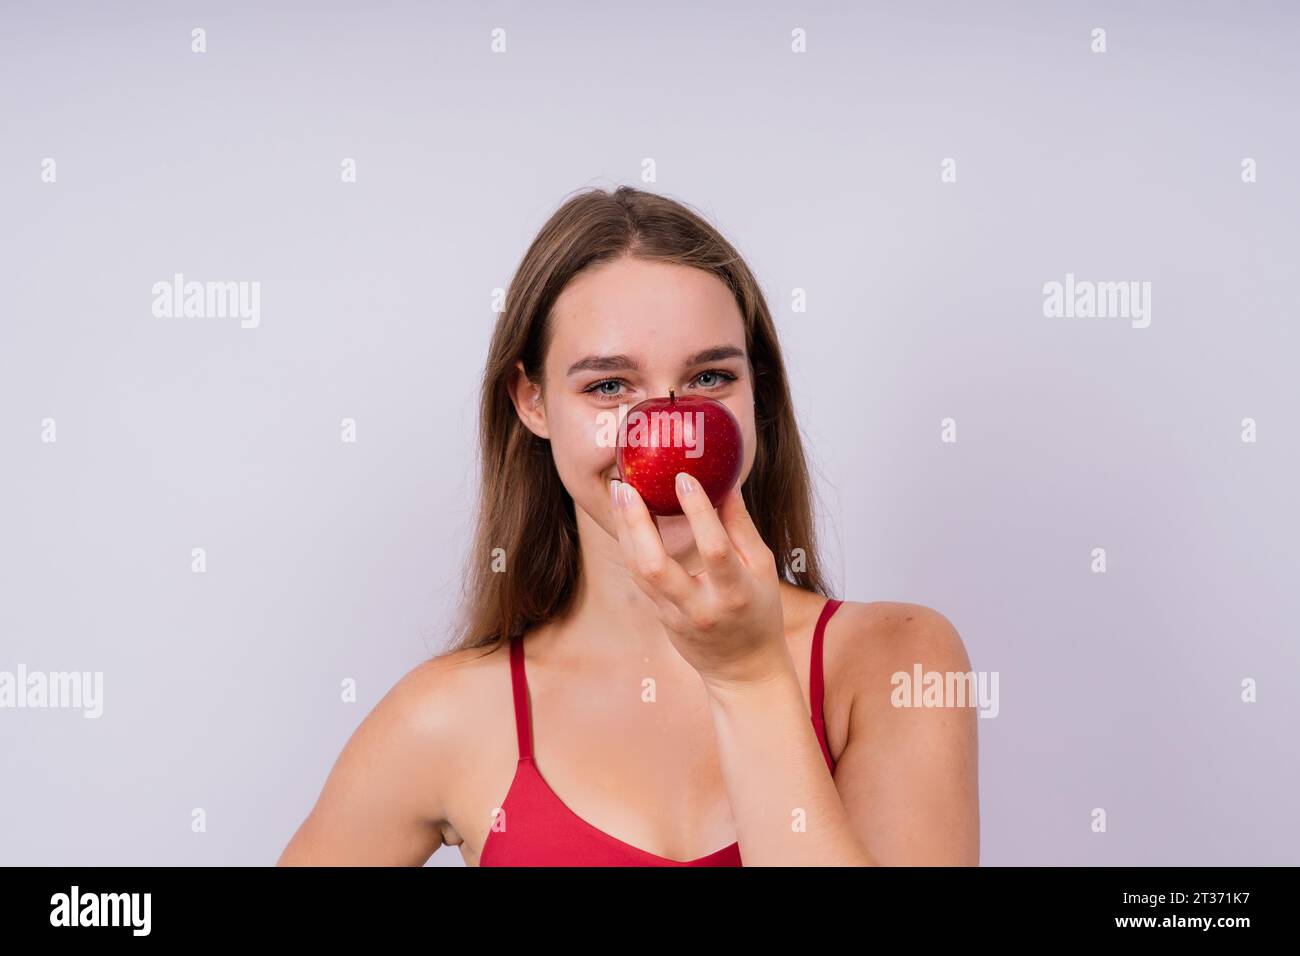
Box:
[277,663,454,866]
[832,604,980,865]
[608,477,980,865]
[706,655,879,865]
[705,602,980,866]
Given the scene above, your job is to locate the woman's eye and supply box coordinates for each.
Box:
[583,369,736,401]
[693,369,737,390]
[584,379,627,399]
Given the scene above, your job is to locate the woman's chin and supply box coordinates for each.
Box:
[652,512,698,562]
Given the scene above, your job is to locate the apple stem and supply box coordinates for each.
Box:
[669,387,675,404]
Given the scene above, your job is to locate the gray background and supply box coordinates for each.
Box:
[1,0,1296,866]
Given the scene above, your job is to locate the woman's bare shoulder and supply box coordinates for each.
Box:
[391,640,512,736]
[822,599,980,864]
[824,599,971,703]
[277,639,510,866]
[830,598,961,635]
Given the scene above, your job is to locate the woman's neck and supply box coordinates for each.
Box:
[541,504,803,665]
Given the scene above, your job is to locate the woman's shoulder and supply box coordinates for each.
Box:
[823,598,971,705]
[277,639,514,864]
[383,639,513,743]
[828,598,963,644]
[784,586,964,656]
[374,640,517,814]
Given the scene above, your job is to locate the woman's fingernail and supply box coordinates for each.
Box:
[610,479,621,510]
[677,472,695,496]
[619,481,634,508]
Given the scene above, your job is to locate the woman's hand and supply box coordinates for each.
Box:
[609,473,791,690]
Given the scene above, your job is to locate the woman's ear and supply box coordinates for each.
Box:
[508,360,550,439]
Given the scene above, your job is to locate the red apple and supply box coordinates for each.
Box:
[615,388,743,517]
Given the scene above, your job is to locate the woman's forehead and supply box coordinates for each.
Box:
[547,260,745,369]
[548,320,748,390]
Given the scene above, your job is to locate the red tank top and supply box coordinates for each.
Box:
[478,597,843,867]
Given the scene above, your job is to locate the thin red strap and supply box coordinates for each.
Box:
[810,598,843,771]
[508,635,533,761]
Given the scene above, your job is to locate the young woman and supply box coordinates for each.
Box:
[278,186,980,866]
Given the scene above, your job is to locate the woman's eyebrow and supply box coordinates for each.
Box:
[565,344,745,377]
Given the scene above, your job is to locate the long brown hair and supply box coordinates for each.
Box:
[446,185,833,654]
